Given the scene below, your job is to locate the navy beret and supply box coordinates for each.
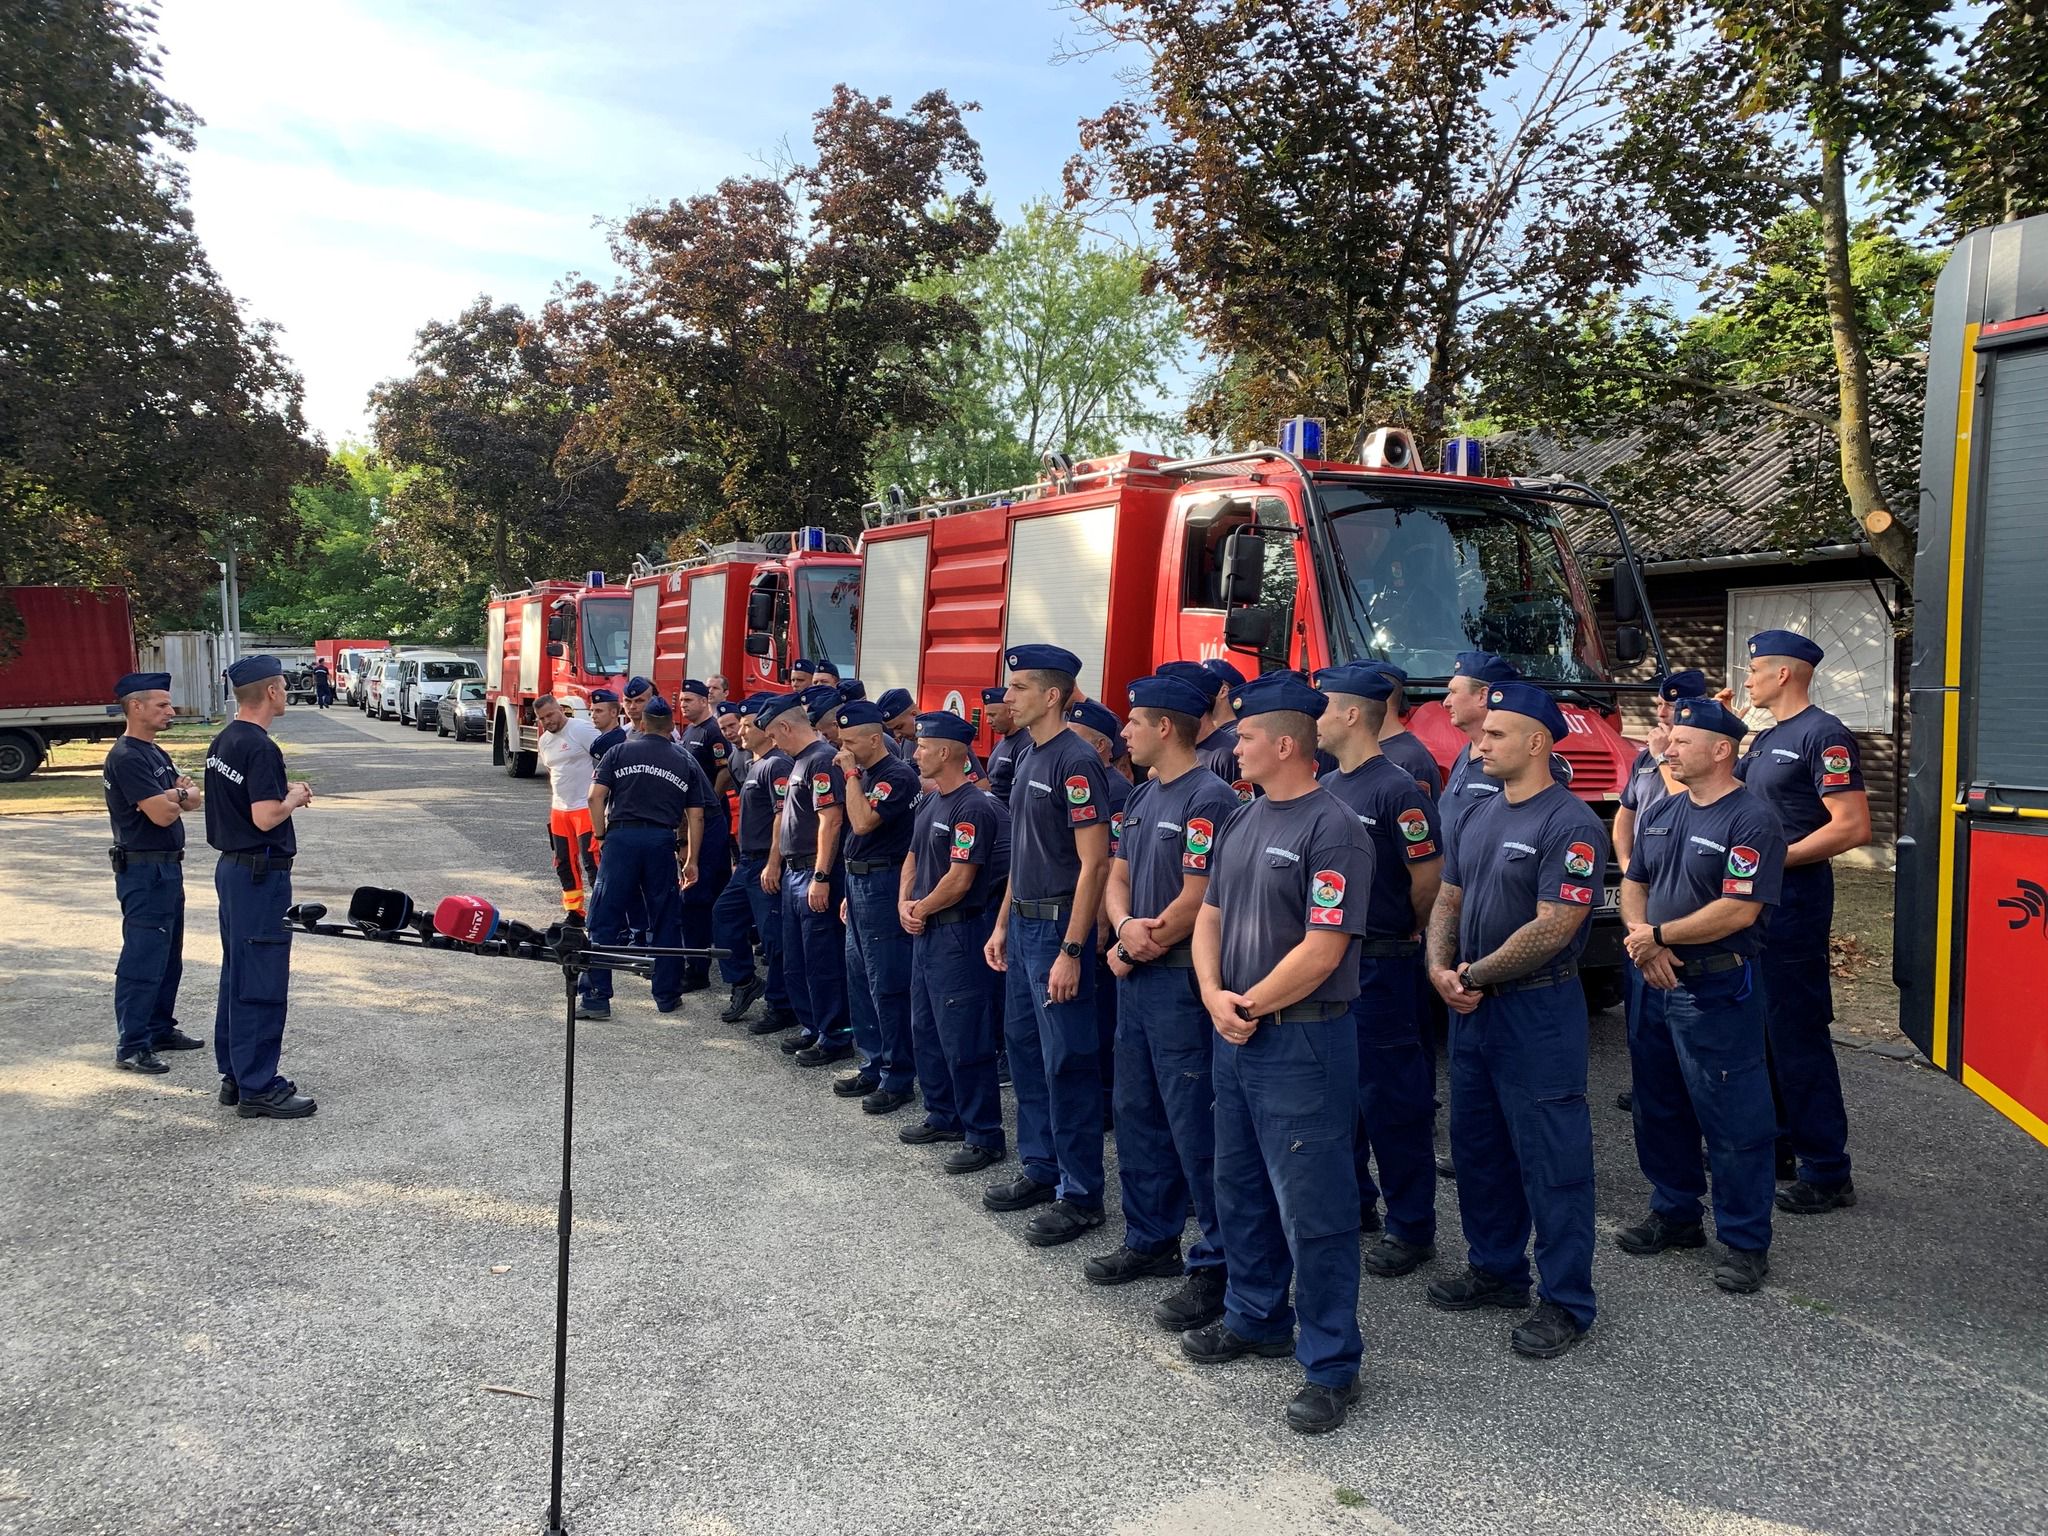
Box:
[679,678,709,698]
[754,693,804,727]
[226,655,284,687]
[836,700,887,729]
[1229,670,1327,721]
[876,688,915,719]
[623,675,653,698]
[811,659,842,680]
[790,658,815,673]
[1484,681,1566,740]
[916,710,976,744]
[714,700,741,718]
[739,692,776,716]
[1005,643,1082,677]
[1127,674,1212,717]
[642,694,673,720]
[1066,698,1124,747]
[836,677,867,701]
[1656,669,1709,703]
[802,685,841,723]
[115,671,171,698]
[980,686,1008,705]
[1201,658,1247,689]
[588,687,619,704]
[1671,697,1747,741]
[1454,651,1520,685]
[1360,659,1409,684]
[1156,659,1224,703]
[1313,663,1396,702]
[1747,629,1823,666]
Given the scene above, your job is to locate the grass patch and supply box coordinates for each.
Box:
[1334,1488,1367,1508]
[0,723,216,817]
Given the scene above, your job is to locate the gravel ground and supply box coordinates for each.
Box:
[3,705,2045,1536]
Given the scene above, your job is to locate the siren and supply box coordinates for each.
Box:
[1442,436,1486,476]
[1362,427,1418,470]
[796,527,827,552]
[586,570,605,588]
[1277,417,1325,458]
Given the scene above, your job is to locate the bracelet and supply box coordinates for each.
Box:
[1113,915,1133,936]
[1651,924,1665,948]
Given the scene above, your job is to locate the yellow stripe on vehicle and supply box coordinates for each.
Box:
[1962,1065,2048,1150]
[1932,322,1980,1072]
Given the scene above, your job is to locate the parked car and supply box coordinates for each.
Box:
[437,679,488,741]
[365,657,399,719]
[396,651,484,730]
[337,647,382,707]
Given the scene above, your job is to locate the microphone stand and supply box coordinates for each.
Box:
[284,911,720,1534]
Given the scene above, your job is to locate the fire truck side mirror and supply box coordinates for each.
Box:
[746,590,776,633]
[546,641,566,659]
[1614,624,1645,665]
[546,613,568,643]
[1219,531,1266,606]
[1223,607,1273,653]
[1611,557,1643,624]
[743,633,772,658]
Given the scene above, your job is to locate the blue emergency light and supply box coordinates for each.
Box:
[1441,437,1485,477]
[1278,417,1325,458]
[587,570,605,588]
[796,527,826,552]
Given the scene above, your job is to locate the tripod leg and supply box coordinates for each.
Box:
[546,963,577,1534]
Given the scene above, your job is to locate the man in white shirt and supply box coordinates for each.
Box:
[536,694,602,918]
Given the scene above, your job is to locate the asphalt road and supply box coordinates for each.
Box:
[3,703,2045,1536]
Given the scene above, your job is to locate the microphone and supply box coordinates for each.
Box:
[286,902,329,930]
[349,886,415,934]
[434,894,553,953]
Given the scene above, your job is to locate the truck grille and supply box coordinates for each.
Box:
[1553,735,1624,797]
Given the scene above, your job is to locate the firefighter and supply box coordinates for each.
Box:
[588,688,627,763]
[707,673,729,706]
[898,710,1010,1171]
[311,657,333,709]
[831,699,923,1113]
[1616,697,1784,1295]
[719,696,797,1033]
[812,660,842,687]
[982,686,1028,797]
[578,697,705,1022]
[981,643,1117,1247]
[535,693,602,919]
[806,685,844,750]
[1092,673,1241,1329]
[1314,662,1444,1278]
[1736,630,1870,1215]
[788,659,816,692]
[1425,681,1604,1360]
[1613,671,1708,874]
[104,671,206,1074]
[1187,669,1372,1436]
[836,677,866,702]
[622,675,653,730]
[1357,661,1441,800]
[758,691,853,1066]
[677,680,734,994]
[1066,696,1131,1119]
[205,655,316,1119]
[876,688,918,760]
[1439,652,1521,837]
[716,699,746,763]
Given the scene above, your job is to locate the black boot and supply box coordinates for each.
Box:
[1082,1244,1183,1286]
[1510,1301,1586,1359]
[1614,1211,1707,1256]
[1426,1265,1529,1313]
[1286,1377,1362,1434]
[1153,1266,1227,1331]
[720,976,765,1022]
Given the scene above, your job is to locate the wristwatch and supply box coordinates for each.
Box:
[1651,924,1666,948]
[1059,939,1083,959]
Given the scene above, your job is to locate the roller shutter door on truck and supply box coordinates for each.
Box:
[686,573,726,683]
[629,582,661,682]
[858,532,930,697]
[1006,507,1115,687]
[520,601,543,694]
[487,607,506,691]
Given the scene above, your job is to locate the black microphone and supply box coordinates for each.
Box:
[286,902,329,930]
[349,886,415,934]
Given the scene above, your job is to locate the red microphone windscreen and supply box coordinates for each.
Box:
[433,894,500,944]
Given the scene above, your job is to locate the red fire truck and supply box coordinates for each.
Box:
[626,530,860,698]
[850,431,1664,974]
[484,574,632,777]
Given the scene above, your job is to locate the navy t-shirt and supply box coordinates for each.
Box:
[1380,729,1441,800]
[1443,782,1606,966]
[593,735,706,829]
[1007,728,1115,902]
[1319,754,1443,938]
[1197,722,1256,803]
[1620,745,1674,822]
[737,749,793,857]
[679,717,734,786]
[912,780,1007,911]
[205,720,294,855]
[1202,787,1375,1004]
[1102,768,1133,863]
[1736,705,1863,846]
[984,729,1028,798]
[1625,786,1786,960]
[846,752,921,863]
[105,736,184,852]
[1118,765,1240,921]
[780,737,846,863]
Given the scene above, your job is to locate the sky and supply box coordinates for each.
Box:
[153,0,1143,445]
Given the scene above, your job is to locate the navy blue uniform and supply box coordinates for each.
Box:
[677,718,735,984]
[1092,769,1135,1110]
[1112,765,1240,1271]
[1736,705,1862,1185]
[984,728,1028,799]
[1624,786,1786,1252]
[582,736,706,1011]
[781,738,850,1050]
[591,724,628,764]
[1441,783,1605,1328]
[1379,729,1440,800]
[1620,746,1674,830]
[1442,746,1571,857]
[1196,722,1257,803]
[104,736,188,1061]
[844,751,923,1092]
[204,721,297,1096]
[713,749,793,1011]
[1202,787,1373,1387]
[1322,755,1443,1248]
[906,782,1009,1149]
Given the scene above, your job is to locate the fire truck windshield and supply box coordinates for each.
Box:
[580,596,632,676]
[795,565,859,674]
[1319,484,1605,684]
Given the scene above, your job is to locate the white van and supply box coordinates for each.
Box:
[395,651,484,730]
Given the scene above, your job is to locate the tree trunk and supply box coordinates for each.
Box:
[493,507,509,591]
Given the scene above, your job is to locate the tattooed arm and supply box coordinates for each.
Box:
[1462,902,1590,988]
[1426,883,1477,1014]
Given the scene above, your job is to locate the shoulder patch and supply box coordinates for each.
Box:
[1563,840,1596,877]
[1397,807,1430,843]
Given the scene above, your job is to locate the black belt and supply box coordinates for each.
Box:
[219,849,293,873]
[610,820,670,830]
[1011,893,1074,921]
[1248,1001,1347,1025]
[845,856,904,876]
[1677,952,1747,978]
[784,858,833,877]
[1151,943,1194,968]
[116,848,183,864]
[924,905,984,928]
[739,846,771,861]
[1480,963,1578,998]
[1357,936,1421,958]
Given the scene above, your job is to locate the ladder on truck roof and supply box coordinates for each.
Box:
[863,451,1198,528]
[629,531,857,578]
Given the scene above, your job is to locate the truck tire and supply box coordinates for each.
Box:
[496,713,537,778]
[0,730,44,783]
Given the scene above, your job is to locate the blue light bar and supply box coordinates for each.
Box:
[797,527,826,552]
[1278,417,1325,458]
[587,570,606,588]
[1441,438,1485,477]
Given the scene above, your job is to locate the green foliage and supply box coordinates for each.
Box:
[871,200,1187,501]
[1924,1,2048,233]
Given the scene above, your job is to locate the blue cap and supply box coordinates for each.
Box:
[1360,659,1409,684]
[1067,698,1124,747]
[714,700,741,718]
[679,678,709,698]
[1483,681,1566,740]
[836,677,867,701]
[802,685,841,724]
[114,671,171,698]
[754,693,805,727]
[226,655,284,687]
[1004,643,1082,678]
[876,688,914,719]
[1453,651,1519,685]
[588,687,619,704]
[980,686,1008,705]
[1746,629,1824,666]
[1228,670,1328,721]
[811,659,842,681]
[1157,659,1224,703]
[1313,663,1396,702]
[1201,658,1247,689]
[624,675,654,699]
[642,695,673,720]
[790,658,815,673]
[1671,697,1747,740]
[1127,674,1212,717]
[1657,669,1709,703]
[915,710,976,744]
[835,699,886,729]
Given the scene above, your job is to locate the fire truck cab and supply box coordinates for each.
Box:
[485,574,632,777]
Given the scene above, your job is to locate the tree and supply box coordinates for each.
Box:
[871,199,1187,500]
[549,86,998,540]
[1922,0,2048,234]
[0,0,320,633]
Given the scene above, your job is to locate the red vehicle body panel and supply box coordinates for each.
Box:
[0,586,135,709]
[313,638,387,669]
[630,550,861,697]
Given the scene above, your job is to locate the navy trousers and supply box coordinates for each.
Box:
[680,805,731,983]
[1759,864,1851,1186]
[1352,952,1438,1247]
[908,914,1005,1150]
[1213,1013,1362,1386]
[1095,951,1118,1114]
[581,826,684,1007]
[1448,983,1597,1329]
[1002,910,1105,1206]
[1114,961,1222,1269]
[212,858,294,1096]
[782,867,849,1046]
[845,866,915,1091]
[713,852,788,1008]
[114,860,185,1059]
[1628,961,1777,1252]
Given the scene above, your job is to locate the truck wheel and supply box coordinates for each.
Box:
[0,730,44,782]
